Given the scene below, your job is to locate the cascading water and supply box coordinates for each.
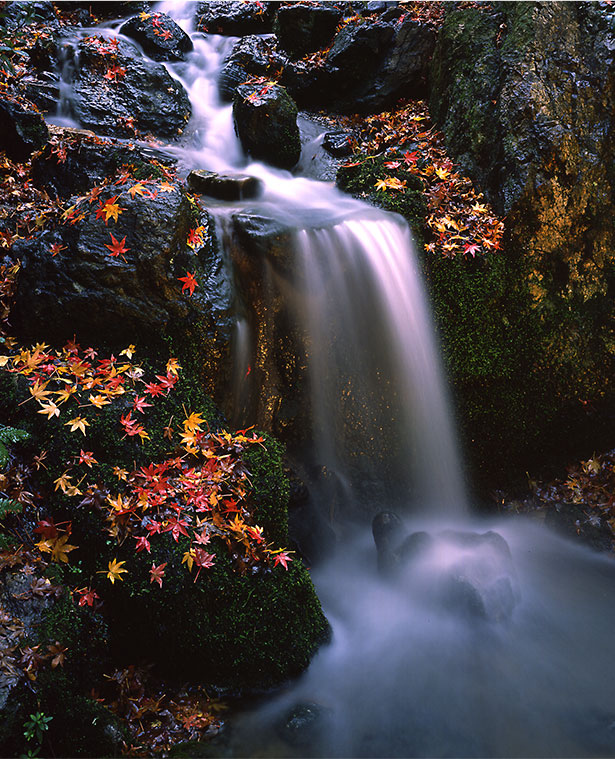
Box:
[57,3,615,755]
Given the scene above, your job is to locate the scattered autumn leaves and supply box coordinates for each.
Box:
[339,100,504,258]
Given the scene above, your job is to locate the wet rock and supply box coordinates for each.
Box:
[68,37,191,140]
[372,514,519,621]
[323,131,354,157]
[277,702,333,748]
[19,73,60,114]
[233,83,301,170]
[232,211,294,270]
[430,3,615,404]
[31,125,176,199]
[353,16,436,110]
[327,19,395,93]
[372,510,405,573]
[187,169,263,200]
[362,1,398,14]
[288,471,337,566]
[280,59,337,109]
[120,11,193,62]
[10,182,223,350]
[196,0,277,36]
[0,98,49,161]
[275,3,342,59]
[218,35,285,103]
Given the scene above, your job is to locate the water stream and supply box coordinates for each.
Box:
[57,4,615,756]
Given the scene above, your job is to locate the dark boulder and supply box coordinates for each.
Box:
[187,169,263,200]
[31,125,176,199]
[327,19,394,89]
[196,0,277,36]
[218,35,286,102]
[325,16,435,112]
[233,83,300,170]
[275,3,342,59]
[323,131,354,157]
[19,73,60,114]
[352,16,436,110]
[120,11,193,62]
[429,1,615,451]
[67,37,191,140]
[10,180,228,351]
[0,98,48,161]
[280,59,337,109]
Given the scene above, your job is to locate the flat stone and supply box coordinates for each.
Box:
[187,170,263,200]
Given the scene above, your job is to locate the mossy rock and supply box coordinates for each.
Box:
[0,594,123,757]
[336,155,428,245]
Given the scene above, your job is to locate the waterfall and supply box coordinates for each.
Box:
[50,4,615,756]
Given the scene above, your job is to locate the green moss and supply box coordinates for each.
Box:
[423,249,553,485]
[0,594,123,758]
[243,431,290,545]
[105,536,329,691]
[336,156,428,244]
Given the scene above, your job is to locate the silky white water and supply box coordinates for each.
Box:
[56,4,615,755]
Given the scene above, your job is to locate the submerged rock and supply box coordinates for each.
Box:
[233,83,301,170]
[120,11,193,62]
[277,702,334,748]
[187,169,263,200]
[372,513,519,621]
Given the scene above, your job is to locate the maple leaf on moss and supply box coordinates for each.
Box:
[36,534,78,563]
[65,416,90,435]
[102,558,128,584]
[178,271,198,296]
[150,561,166,587]
[272,550,293,570]
[37,400,60,419]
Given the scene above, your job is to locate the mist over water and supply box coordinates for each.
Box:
[55,4,615,754]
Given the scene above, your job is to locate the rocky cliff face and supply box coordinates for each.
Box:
[431,2,615,404]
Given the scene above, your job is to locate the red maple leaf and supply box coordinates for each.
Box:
[178,271,198,296]
[273,550,293,570]
[104,233,130,258]
[149,562,167,587]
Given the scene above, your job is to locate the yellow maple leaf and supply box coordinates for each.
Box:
[182,548,195,572]
[183,411,204,433]
[103,558,128,584]
[65,416,90,435]
[166,357,181,376]
[37,401,61,419]
[435,166,450,181]
[88,393,111,408]
[101,196,124,224]
[127,183,146,199]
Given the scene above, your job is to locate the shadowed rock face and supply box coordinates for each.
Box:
[67,37,191,140]
[430,2,615,401]
[233,83,301,170]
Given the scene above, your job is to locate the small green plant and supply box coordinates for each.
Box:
[0,424,30,469]
[21,712,52,757]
